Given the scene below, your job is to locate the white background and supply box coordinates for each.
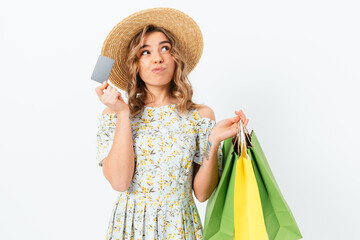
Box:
[1,0,359,239]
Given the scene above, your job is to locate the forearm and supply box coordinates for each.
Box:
[103,110,134,192]
[193,134,220,202]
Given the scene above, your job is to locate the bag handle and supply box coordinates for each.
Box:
[232,120,251,158]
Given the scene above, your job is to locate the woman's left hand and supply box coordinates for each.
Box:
[210,109,249,143]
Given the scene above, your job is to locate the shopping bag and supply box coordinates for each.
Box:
[233,121,268,240]
[204,118,302,240]
[203,137,236,240]
[204,120,267,240]
[246,129,303,240]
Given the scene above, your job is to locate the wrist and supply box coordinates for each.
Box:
[208,133,220,147]
[116,110,130,117]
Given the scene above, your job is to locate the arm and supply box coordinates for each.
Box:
[192,106,221,202]
[101,107,135,192]
[192,107,250,202]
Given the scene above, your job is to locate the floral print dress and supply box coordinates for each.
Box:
[96,103,223,240]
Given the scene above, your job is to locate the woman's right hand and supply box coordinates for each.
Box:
[95,81,129,113]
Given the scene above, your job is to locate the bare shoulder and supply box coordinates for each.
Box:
[101,107,117,115]
[197,104,216,121]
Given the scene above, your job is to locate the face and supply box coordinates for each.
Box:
[137,31,175,88]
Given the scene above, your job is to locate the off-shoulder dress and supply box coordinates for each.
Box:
[96,103,223,240]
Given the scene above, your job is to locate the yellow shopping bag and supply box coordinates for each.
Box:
[234,121,268,240]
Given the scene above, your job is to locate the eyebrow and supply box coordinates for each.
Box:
[139,40,171,50]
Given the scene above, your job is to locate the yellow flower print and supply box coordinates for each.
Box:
[171,187,178,195]
[96,104,215,238]
[189,119,196,127]
[193,213,199,224]
[147,109,154,118]
[169,134,178,144]
[168,169,176,181]
[193,111,200,120]
[160,138,164,152]
[141,186,149,194]
[147,136,154,148]
[160,176,164,189]
[109,114,115,121]
[142,149,150,158]
[147,174,154,186]
[171,150,179,158]
[170,117,178,124]
[160,111,164,120]
[183,157,191,170]
[142,118,150,125]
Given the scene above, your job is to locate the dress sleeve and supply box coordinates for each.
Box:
[193,118,224,178]
[96,113,117,167]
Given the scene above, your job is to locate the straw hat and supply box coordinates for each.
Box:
[100,7,204,91]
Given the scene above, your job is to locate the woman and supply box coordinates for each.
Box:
[95,8,249,239]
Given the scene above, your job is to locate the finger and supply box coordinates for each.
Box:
[95,81,108,98]
[101,85,115,102]
[107,88,120,103]
[110,87,121,98]
[244,119,249,127]
[118,94,124,102]
[99,80,108,90]
[102,85,112,99]
[235,109,245,118]
[239,110,246,118]
[240,118,247,126]
[109,85,116,94]
[232,124,238,133]
[234,123,240,133]
[230,115,240,123]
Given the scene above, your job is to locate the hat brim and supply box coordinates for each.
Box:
[101,7,204,91]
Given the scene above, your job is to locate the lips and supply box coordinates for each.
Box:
[152,67,165,73]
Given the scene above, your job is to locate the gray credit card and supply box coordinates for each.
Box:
[90,54,115,84]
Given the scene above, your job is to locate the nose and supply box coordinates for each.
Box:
[153,50,164,63]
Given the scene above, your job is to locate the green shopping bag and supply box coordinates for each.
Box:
[246,130,303,240]
[203,137,236,240]
[203,121,302,240]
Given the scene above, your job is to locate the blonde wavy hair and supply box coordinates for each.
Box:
[125,24,204,117]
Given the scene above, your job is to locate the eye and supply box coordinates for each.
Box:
[162,46,170,51]
[140,45,171,56]
[141,50,149,55]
